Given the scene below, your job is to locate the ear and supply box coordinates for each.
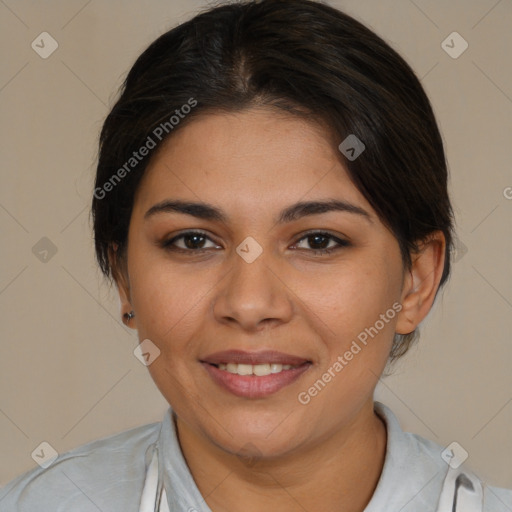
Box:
[108,243,137,330]
[395,231,446,335]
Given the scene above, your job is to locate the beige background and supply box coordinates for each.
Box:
[1,0,511,490]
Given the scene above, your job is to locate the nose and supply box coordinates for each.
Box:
[212,241,294,332]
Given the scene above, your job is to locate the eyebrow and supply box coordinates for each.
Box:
[144,198,372,224]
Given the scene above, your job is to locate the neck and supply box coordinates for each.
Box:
[175,399,387,512]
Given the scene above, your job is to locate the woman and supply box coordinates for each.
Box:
[1,1,510,510]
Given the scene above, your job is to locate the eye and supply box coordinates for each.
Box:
[292,231,350,255]
[160,230,350,256]
[161,231,220,253]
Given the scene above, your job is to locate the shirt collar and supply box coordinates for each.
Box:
[364,401,446,511]
[157,409,212,512]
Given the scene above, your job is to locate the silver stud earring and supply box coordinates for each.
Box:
[124,311,135,321]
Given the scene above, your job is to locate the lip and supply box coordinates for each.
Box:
[200,350,312,399]
[201,361,312,398]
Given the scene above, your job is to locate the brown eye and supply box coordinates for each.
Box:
[293,231,350,255]
[162,231,220,252]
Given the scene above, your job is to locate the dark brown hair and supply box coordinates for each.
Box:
[91,0,454,363]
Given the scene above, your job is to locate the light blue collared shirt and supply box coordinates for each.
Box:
[1,402,511,511]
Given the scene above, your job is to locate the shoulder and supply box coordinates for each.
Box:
[403,428,512,510]
[372,402,512,511]
[484,484,512,511]
[0,420,161,512]
[405,429,512,510]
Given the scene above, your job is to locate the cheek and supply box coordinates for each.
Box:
[129,261,212,406]
[129,256,213,349]
[295,264,398,415]
[293,257,400,347]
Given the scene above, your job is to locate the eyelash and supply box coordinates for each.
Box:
[160,230,350,256]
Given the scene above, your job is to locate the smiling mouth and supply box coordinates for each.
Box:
[210,362,308,376]
[201,357,313,398]
[200,350,313,397]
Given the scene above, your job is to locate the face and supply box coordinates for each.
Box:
[119,108,410,458]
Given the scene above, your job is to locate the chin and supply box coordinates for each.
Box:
[205,412,304,457]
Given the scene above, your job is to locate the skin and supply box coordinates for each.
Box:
[112,108,445,512]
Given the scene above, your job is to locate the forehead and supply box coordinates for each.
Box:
[132,108,374,222]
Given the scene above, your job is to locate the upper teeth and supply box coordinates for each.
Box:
[218,363,298,376]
